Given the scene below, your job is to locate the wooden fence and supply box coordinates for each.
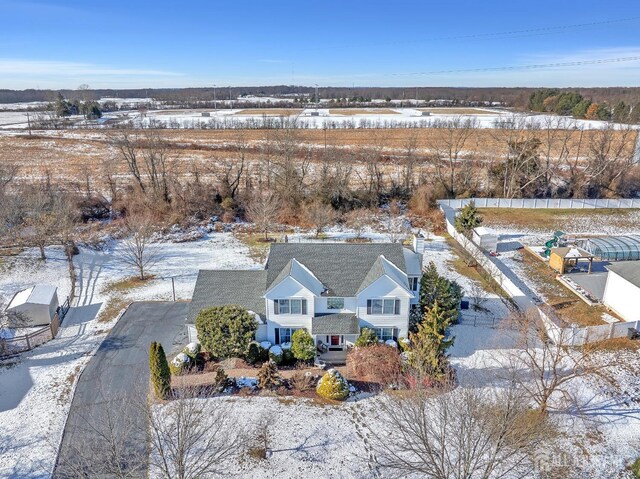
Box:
[0,297,70,358]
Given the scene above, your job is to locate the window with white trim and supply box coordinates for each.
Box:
[326,297,345,310]
[373,327,396,341]
[276,327,297,344]
[409,277,419,291]
[274,299,307,315]
[367,298,400,315]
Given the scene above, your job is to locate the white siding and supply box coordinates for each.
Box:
[603,272,640,322]
[265,276,315,343]
[356,276,411,338]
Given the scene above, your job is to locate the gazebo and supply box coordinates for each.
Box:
[549,247,594,274]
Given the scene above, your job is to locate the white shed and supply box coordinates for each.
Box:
[603,262,640,322]
[5,285,59,327]
[472,227,498,253]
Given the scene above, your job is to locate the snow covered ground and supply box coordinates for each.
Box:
[1,225,638,477]
[0,232,258,477]
[122,107,627,130]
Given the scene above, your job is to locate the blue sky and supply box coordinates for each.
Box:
[1,0,640,89]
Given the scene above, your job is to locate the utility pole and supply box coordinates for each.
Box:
[171,277,176,301]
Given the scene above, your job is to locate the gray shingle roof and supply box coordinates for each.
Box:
[266,243,408,296]
[311,313,360,334]
[187,270,267,324]
[607,261,640,288]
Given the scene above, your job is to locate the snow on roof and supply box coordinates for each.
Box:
[6,284,57,309]
[29,285,57,304]
[7,287,34,310]
[473,227,496,236]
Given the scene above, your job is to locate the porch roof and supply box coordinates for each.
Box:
[311,313,360,335]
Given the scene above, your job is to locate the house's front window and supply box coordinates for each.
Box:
[274,299,307,315]
[367,298,400,315]
[373,327,396,341]
[276,327,297,344]
[409,277,419,292]
[326,297,344,310]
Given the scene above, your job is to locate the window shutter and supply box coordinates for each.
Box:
[273,300,279,315]
[302,299,307,315]
[394,299,400,315]
[367,300,372,315]
[275,328,280,344]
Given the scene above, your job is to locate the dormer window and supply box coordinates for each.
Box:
[274,299,307,315]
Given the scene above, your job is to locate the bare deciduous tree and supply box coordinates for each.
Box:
[303,200,336,238]
[147,386,248,479]
[119,214,160,280]
[500,310,616,414]
[245,190,281,241]
[357,382,549,479]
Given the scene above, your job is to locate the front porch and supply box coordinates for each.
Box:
[317,349,349,366]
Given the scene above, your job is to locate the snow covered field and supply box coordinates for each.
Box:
[123,107,626,130]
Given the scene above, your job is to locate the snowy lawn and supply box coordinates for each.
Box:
[0,232,258,478]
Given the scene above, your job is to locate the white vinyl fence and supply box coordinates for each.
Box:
[438,198,640,210]
[441,205,640,346]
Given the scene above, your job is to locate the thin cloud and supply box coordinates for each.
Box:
[0,59,183,77]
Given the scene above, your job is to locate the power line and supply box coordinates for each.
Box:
[391,56,640,77]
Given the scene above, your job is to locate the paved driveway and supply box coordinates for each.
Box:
[54,301,189,478]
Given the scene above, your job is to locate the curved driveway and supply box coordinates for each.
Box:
[54,301,189,478]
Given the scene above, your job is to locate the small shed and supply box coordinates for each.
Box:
[549,247,594,274]
[5,285,59,327]
[472,227,498,252]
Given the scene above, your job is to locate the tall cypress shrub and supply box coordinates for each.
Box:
[149,341,171,400]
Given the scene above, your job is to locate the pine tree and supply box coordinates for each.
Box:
[418,261,462,330]
[149,342,171,400]
[408,302,453,380]
[454,201,482,236]
[257,361,282,390]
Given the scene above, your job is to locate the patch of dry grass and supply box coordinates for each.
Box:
[592,337,640,352]
[105,275,156,293]
[96,297,129,323]
[478,208,639,231]
[519,250,607,327]
[444,236,511,301]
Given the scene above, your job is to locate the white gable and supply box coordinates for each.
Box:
[289,259,325,295]
[379,255,411,293]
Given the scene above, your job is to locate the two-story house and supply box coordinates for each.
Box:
[186,238,424,359]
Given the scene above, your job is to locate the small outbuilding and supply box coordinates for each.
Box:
[5,285,59,327]
[603,262,640,322]
[549,247,594,274]
[472,226,498,253]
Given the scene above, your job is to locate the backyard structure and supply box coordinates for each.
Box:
[603,262,640,322]
[549,247,594,274]
[578,235,640,261]
[472,226,498,253]
[187,239,424,364]
[5,284,59,327]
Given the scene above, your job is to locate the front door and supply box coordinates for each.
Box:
[329,335,342,350]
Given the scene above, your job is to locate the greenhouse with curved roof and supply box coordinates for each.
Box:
[579,235,640,262]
